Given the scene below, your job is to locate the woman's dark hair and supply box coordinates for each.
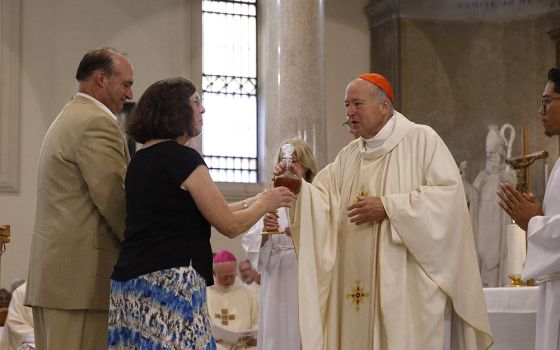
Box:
[75,47,122,81]
[126,77,197,144]
[548,68,560,94]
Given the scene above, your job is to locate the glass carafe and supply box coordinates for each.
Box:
[273,143,301,194]
[262,143,301,235]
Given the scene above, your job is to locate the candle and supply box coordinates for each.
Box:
[545,159,549,188]
[507,224,527,276]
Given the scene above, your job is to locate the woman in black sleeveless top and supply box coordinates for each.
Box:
[108,77,295,350]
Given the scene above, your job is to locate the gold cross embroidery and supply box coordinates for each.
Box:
[346,280,369,311]
[215,308,235,326]
[355,185,369,202]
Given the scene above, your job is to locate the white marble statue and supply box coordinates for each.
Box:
[469,124,516,287]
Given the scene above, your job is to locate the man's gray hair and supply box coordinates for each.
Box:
[372,85,395,114]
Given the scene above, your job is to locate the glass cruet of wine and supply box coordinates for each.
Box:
[262,143,301,235]
[273,143,301,194]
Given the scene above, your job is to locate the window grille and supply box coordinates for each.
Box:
[202,0,258,183]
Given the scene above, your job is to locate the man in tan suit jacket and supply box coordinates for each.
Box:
[25,48,134,350]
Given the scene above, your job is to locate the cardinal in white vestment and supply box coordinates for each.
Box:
[242,138,318,350]
[499,67,560,350]
[0,283,35,350]
[207,250,259,350]
[282,73,493,350]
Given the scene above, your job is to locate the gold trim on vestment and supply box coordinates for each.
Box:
[346,279,370,311]
[354,185,369,202]
[215,308,235,325]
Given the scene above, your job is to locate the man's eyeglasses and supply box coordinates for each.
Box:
[541,96,560,111]
[342,120,352,130]
[120,81,133,90]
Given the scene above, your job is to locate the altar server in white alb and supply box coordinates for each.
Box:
[242,137,317,350]
[498,67,560,350]
[278,73,493,350]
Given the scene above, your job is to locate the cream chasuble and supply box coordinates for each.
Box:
[291,112,493,350]
[207,278,259,350]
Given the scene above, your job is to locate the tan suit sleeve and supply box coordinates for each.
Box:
[75,115,128,242]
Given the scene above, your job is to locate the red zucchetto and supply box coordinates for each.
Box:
[213,250,237,264]
[358,73,394,103]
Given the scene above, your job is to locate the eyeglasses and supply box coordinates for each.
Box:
[102,70,133,90]
[191,97,203,107]
[120,81,133,90]
[541,96,560,111]
[342,120,352,130]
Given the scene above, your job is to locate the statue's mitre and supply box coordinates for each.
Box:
[486,125,506,156]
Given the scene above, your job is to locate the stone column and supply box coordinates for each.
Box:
[259,0,326,184]
[549,27,560,73]
[364,0,400,108]
[0,0,21,192]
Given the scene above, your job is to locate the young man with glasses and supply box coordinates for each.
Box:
[498,67,560,350]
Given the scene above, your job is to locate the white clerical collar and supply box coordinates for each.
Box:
[363,114,395,151]
[76,92,118,121]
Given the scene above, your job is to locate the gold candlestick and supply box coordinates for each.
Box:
[0,224,10,255]
[506,274,526,287]
[0,225,10,242]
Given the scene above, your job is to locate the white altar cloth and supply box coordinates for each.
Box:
[483,286,539,350]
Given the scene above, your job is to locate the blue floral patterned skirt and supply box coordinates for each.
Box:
[108,265,217,350]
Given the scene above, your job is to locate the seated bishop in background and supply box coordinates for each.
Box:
[0,282,34,350]
[207,250,259,350]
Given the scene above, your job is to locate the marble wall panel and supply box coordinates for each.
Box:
[398,13,560,199]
